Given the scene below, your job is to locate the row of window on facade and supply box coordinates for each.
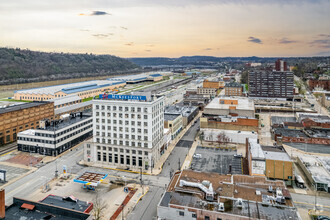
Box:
[19,124,92,144]
[95,138,149,148]
[95,105,149,113]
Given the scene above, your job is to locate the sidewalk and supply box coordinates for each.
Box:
[151,112,202,175]
[181,140,199,170]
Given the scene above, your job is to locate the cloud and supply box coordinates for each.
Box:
[120,26,128,30]
[145,50,152,52]
[279,37,297,44]
[80,29,90,32]
[91,11,110,16]
[310,34,330,48]
[124,42,134,46]
[318,34,330,38]
[79,11,111,16]
[146,44,154,47]
[247,36,262,44]
[92,34,109,38]
[203,48,212,51]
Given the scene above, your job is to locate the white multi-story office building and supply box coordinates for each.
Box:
[17,113,93,156]
[84,94,164,171]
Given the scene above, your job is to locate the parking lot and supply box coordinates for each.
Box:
[0,164,29,186]
[190,146,242,174]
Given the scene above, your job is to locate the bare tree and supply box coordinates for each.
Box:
[92,192,108,220]
[216,132,231,147]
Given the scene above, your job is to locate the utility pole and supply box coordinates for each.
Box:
[140,168,144,195]
[178,157,181,171]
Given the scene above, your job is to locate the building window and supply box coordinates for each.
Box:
[97,152,101,161]
[205,216,210,220]
[108,153,112,163]
[179,211,184,216]
[138,157,142,167]
[103,153,107,162]
[132,156,136,166]
[114,154,118,163]
[120,155,124,164]
[192,213,197,218]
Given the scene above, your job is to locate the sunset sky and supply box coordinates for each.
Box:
[0,0,329,57]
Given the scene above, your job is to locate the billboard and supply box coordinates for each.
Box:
[99,94,147,101]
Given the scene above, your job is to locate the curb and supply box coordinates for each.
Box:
[136,187,149,204]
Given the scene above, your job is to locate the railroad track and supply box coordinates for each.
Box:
[0,143,17,156]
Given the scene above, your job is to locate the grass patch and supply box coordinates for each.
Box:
[0,99,32,102]
[82,97,93,102]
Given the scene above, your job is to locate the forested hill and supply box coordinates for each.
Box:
[0,47,140,85]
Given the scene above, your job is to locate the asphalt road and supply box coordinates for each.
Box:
[292,193,330,212]
[4,144,85,204]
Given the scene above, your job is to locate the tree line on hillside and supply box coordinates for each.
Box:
[0,47,140,85]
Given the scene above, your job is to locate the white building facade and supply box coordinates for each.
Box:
[17,114,93,156]
[84,95,164,172]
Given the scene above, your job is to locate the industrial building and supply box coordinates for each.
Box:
[157,170,299,220]
[107,72,163,84]
[203,97,255,118]
[183,94,210,110]
[297,155,330,192]
[84,93,164,172]
[14,80,126,101]
[0,101,54,146]
[249,71,294,99]
[246,139,293,181]
[164,105,198,127]
[17,112,92,156]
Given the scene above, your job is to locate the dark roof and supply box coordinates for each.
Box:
[226,82,242,88]
[40,195,92,213]
[271,116,296,125]
[5,197,90,220]
[0,101,52,114]
[273,128,308,138]
[164,113,181,121]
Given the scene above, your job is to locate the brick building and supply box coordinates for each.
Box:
[203,79,224,89]
[225,82,243,96]
[275,59,288,71]
[246,139,293,181]
[201,115,258,131]
[0,102,54,145]
[308,79,330,91]
[158,170,299,220]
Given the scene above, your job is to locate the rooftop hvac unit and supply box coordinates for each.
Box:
[236,198,243,208]
[218,203,225,212]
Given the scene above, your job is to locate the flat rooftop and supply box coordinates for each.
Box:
[0,101,51,114]
[55,101,92,115]
[273,128,309,138]
[49,94,81,106]
[15,80,123,95]
[40,195,92,213]
[165,105,198,117]
[19,113,91,135]
[271,116,296,126]
[162,170,298,220]
[205,97,255,111]
[299,155,330,184]
[164,113,181,121]
[5,197,90,220]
